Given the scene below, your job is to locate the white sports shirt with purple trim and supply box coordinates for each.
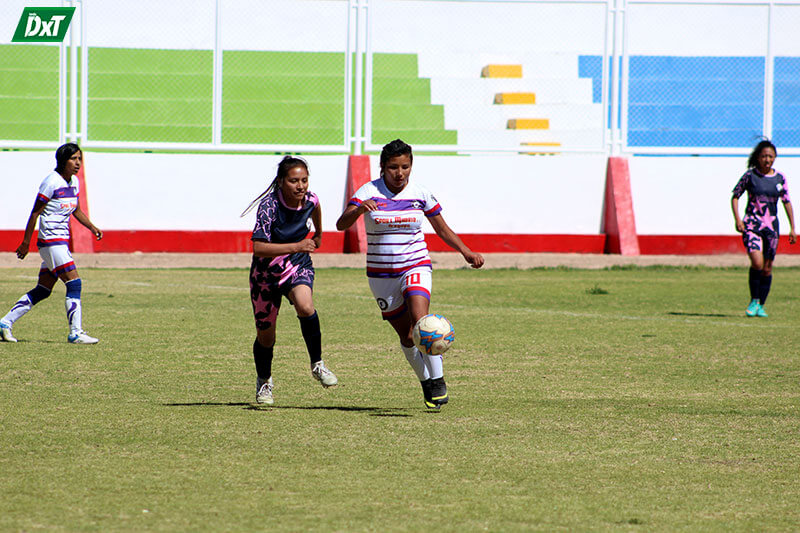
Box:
[348,178,442,278]
[36,171,79,248]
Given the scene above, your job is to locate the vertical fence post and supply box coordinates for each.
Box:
[609,0,625,156]
[602,0,612,153]
[763,0,774,140]
[69,0,78,143]
[352,0,366,155]
[80,0,88,144]
[212,0,223,146]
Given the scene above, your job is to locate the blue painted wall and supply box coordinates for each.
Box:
[576,56,800,148]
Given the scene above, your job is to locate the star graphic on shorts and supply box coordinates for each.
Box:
[253,292,271,315]
[757,212,777,231]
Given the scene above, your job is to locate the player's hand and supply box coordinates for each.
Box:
[93,228,103,241]
[734,219,745,233]
[358,199,378,213]
[295,239,317,253]
[15,241,30,260]
[464,251,484,269]
[789,230,797,245]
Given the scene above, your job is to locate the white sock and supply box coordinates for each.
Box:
[401,344,430,381]
[65,297,82,334]
[2,295,32,326]
[423,353,444,380]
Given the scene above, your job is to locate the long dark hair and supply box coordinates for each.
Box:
[379,139,413,176]
[240,155,309,217]
[55,143,81,174]
[747,139,777,169]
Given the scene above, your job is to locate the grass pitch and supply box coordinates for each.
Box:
[1,266,799,531]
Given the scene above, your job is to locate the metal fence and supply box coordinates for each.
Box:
[1,0,799,155]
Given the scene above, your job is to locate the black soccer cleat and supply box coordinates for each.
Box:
[421,377,448,409]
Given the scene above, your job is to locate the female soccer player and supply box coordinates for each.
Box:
[335,139,484,409]
[731,139,796,317]
[243,156,337,405]
[0,143,103,344]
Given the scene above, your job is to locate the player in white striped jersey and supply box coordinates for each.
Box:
[0,144,103,344]
[336,139,484,409]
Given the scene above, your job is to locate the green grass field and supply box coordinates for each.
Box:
[1,266,799,531]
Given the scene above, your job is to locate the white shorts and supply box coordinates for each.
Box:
[39,244,76,277]
[368,266,432,320]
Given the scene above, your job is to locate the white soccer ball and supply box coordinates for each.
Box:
[412,314,455,355]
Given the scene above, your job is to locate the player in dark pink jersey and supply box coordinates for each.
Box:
[731,139,796,317]
[242,156,337,405]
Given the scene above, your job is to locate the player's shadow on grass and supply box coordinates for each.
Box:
[163,402,412,417]
[667,311,732,318]
[247,405,413,417]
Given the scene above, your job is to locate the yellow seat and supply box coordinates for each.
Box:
[494,92,536,104]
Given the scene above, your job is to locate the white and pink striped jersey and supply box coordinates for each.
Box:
[35,171,79,248]
[348,178,442,278]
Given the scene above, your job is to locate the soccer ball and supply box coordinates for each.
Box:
[412,314,455,355]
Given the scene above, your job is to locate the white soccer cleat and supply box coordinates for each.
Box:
[68,331,99,344]
[256,376,274,405]
[311,360,338,388]
[0,323,18,343]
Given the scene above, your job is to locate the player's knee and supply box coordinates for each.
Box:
[256,329,276,347]
[27,284,52,305]
[295,303,315,317]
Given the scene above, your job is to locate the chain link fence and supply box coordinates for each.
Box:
[2,0,800,154]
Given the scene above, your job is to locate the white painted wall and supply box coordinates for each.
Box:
[630,155,800,235]
[4,151,797,236]
[2,151,605,234]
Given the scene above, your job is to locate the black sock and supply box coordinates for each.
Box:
[298,311,322,365]
[749,268,762,300]
[253,339,274,380]
[759,274,772,305]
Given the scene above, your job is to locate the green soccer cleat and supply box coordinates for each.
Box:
[756,305,768,318]
[745,299,760,317]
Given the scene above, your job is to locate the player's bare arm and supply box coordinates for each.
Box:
[253,239,316,258]
[428,214,484,268]
[311,204,323,249]
[72,206,103,240]
[335,200,377,230]
[16,199,48,260]
[784,201,796,244]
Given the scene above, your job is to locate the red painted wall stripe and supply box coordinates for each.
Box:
[343,155,371,253]
[603,157,640,255]
[69,158,95,253]
[4,230,796,255]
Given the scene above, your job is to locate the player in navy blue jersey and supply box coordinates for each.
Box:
[0,143,102,344]
[731,139,796,317]
[242,156,337,405]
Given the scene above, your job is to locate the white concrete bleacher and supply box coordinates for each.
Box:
[417,52,605,152]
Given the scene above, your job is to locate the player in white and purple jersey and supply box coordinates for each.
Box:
[0,143,103,344]
[336,139,484,410]
[242,156,337,405]
[731,139,796,317]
